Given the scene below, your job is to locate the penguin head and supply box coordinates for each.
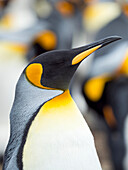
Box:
[25,36,121,91]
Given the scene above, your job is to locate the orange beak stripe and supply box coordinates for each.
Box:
[72,45,101,65]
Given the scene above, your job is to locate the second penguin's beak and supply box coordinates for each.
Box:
[72,36,121,65]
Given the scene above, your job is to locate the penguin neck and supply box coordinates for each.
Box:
[42,89,72,113]
[27,89,78,127]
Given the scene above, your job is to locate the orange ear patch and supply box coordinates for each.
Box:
[26,63,43,88]
[25,63,55,90]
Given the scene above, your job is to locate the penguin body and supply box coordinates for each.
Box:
[23,90,100,170]
[3,36,120,170]
[103,76,128,170]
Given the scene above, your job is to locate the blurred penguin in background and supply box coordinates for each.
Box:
[26,0,87,60]
[83,0,121,41]
[70,0,121,115]
[82,0,128,169]
[93,0,128,58]
[0,0,37,30]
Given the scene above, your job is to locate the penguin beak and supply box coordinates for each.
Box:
[72,36,122,65]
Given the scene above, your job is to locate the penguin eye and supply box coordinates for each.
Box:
[25,63,44,88]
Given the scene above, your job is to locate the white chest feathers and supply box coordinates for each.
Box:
[23,90,101,170]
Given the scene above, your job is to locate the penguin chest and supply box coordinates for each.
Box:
[23,91,101,170]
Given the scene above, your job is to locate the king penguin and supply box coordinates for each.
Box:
[3,36,121,170]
